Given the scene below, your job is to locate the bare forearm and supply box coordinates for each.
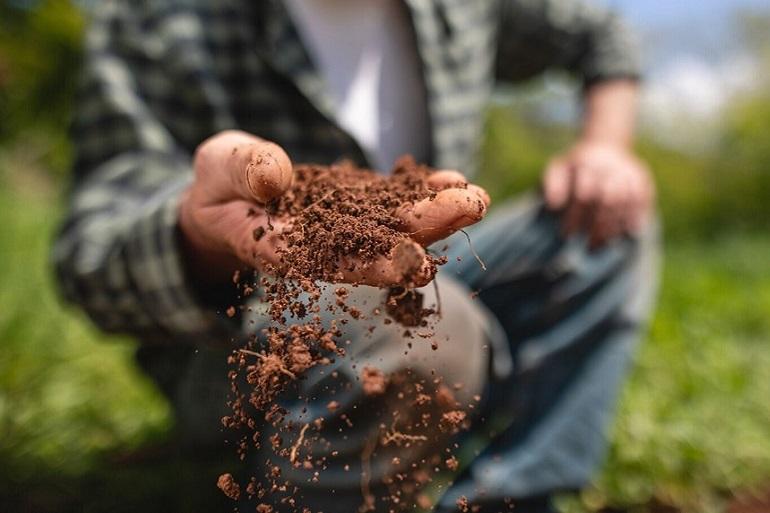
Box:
[581,79,639,150]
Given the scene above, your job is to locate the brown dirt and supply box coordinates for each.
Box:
[216,473,241,501]
[266,156,442,288]
[385,288,435,328]
[728,488,770,513]
[217,156,474,512]
[441,410,468,432]
[361,366,388,396]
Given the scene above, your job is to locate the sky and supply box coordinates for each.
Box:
[590,0,770,147]
[607,0,769,63]
[608,0,769,28]
[510,0,770,148]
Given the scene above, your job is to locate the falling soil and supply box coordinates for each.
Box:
[217,473,241,501]
[218,156,477,512]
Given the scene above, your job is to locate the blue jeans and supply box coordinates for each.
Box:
[435,194,659,509]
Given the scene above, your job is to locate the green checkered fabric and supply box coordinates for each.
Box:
[53,0,640,346]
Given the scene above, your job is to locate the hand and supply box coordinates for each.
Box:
[179,130,293,285]
[542,142,655,247]
[179,130,489,287]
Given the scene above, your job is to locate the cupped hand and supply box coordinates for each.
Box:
[542,142,655,248]
[179,130,489,288]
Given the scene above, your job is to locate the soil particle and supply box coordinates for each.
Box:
[417,494,432,510]
[361,366,388,396]
[216,473,240,501]
[441,410,467,432]
[386,288,434,327]
[435,385,458,409]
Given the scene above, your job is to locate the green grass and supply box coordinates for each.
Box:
[584,236,770,513]
[0,175,171,483]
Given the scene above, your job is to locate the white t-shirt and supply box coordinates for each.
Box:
[283,0,430,172]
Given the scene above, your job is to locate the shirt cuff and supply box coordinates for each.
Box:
[581,19,643,87]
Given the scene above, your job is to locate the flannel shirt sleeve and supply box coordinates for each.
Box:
[53,1,239,346]
[496,0,642,86]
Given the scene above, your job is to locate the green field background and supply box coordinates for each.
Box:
[1,2,769,512]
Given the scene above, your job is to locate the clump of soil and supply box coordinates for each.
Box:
[218,156,475,512]
[361,366,389,396]
[385,288,433,327]
[440,410,469,433]
[217,473,241,501]
[267,156,442,289]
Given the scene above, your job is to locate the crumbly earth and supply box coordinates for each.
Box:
[217,473,241,501]
[361,366,388,397]
[217,156,475,512]
[456,495,470,513]
[268,156,441,285]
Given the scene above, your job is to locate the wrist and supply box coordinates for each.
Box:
[581,79,638,150]
[573,137,632,154]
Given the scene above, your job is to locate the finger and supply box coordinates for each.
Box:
[615,166,640,237]
[362,240,434,287]
[195,130,293,204]
[561,166,594,236]
[588,175,626,248]
[543,159,571,210]
[466,184,491,208]
[597,169,631,243]
[627,168,655,235]
[330,240,435,288]
[573,163,601,205]
[426,170,468,189]
[587,177,609,247]
[397,188,488,246]
[426,171,491,207]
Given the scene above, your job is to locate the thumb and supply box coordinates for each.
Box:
[195,130,293,204]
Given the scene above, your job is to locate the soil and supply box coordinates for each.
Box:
[267,156,442,289]
[361,366,388,397]
[728,488,770,513]
[217,473,241,501]
[217,156,475,512]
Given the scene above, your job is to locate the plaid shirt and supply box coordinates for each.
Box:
[54,0,640,346]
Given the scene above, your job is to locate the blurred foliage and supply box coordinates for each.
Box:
[479,88,770,241]
[560,237,770,513]
[0,176,171,481]
[705,90,770,234]
[0,0,172,500]
[0,0,84,175]
[1,1,770,512]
